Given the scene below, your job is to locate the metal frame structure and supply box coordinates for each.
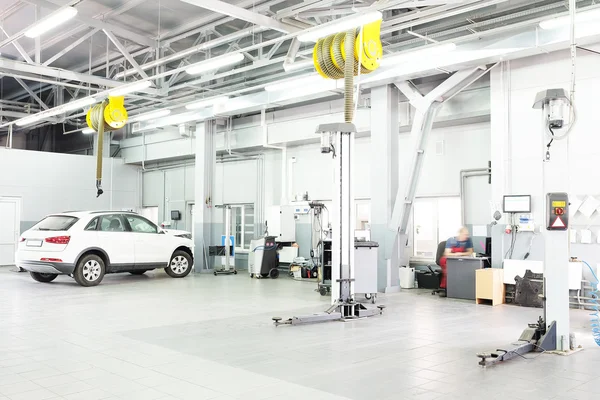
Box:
[0,0,597,142]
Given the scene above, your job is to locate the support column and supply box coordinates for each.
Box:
[542,123,570,350]
[194,120,216,272]
[370,85,400,293]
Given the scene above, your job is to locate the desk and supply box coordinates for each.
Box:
[446,257,490,300]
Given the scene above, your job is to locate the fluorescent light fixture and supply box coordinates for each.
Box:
[185,96,229,110]
[380,43,456,67]
[25,7,78,38]
[186,53,245,75]
[130,109,172,122]
[82,128,95,134]
[108,80,152,96]
[63,97,97,112]
[298,11,382,42]
[283,59,314,72]
[539,8,600,30]
[265,75,326,92]
[16,115,42,127]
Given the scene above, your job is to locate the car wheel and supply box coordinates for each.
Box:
[165,251,192,278]
[129,270,148,275]
[74,254,106,287]
[30,272,58,283]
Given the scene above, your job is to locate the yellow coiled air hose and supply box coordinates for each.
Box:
[86,96,128,197]
[313,20,382,123]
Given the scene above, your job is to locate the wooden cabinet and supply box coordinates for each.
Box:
[476,268,505,306]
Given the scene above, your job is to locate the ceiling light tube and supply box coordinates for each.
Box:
[185,96,230,110]
[185,53,245,75]
[298,10,382,42]
[539,8,600,30]
[265,75,326,92]
[15,115,42,127]
[380,43,456,67]
[82,128,95,134]
[108,81,152,96]
[62,97,97,112]
[283,59,315,72]
[130,109,172,122]
[25,7,78,38]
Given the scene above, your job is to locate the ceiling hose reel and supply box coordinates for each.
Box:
[312,20,382,122]
[86,96,128,197]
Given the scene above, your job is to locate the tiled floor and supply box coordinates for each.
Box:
[0,267,599,400]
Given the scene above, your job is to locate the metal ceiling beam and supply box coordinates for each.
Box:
[14,77,49,110]
[0,58,125,88]
[0,26,34,64]
[43,28,100,66]
[103,30,150,79]
[180,0,300,33]
[21,0,157,48]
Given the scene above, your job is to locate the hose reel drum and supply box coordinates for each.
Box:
[85,96,128,197]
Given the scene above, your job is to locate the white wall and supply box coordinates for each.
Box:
[0,148,140,232]
[287,122,491,201]
[491,48,600,270]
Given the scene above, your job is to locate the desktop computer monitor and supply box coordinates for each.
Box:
[485,237,492,258]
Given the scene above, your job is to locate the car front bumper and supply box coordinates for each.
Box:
[18,261,75,275]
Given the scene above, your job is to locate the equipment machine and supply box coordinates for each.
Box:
[273,20,385,325]
[477,89,576,366]
[86,96,128,197]
[249,236,280,279]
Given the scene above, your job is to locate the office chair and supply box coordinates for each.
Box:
[431,240,447,296]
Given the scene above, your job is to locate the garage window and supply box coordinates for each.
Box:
[230,204,254,251]
[412,197,461,259]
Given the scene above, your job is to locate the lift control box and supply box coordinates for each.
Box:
[546,192,569,231]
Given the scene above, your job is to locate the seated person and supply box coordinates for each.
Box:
[439,227,474,289]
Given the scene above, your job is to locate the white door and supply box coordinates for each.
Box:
[97,214,135,269]
[0,197,20,266]
[123,214,169,266]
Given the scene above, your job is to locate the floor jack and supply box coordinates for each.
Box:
[273,123,385,326]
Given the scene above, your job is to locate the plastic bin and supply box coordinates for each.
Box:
[399,267,415,289]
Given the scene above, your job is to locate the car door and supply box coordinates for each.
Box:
[97,214,135,271]
[123,214,170,268]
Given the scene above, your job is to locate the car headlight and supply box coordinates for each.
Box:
[175,233,192,240]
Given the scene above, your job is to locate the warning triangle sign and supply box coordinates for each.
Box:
[552,216,566,228]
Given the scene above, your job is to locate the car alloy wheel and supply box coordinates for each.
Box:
[170,255,189,274]
[82,259,102,282]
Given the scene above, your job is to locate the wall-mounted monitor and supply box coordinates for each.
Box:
[503,195,531,213]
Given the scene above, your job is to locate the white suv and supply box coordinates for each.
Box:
[16,211,194,287]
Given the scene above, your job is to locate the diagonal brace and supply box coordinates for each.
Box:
[389,66,493,235]
[103,29,149,79]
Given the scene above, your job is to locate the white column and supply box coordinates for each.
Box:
[370,85,400,292]
[542,124,570,349]
[194,120,216,272]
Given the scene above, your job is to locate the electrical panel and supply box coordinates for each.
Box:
[546,192,569,231]
[517,214,535,232]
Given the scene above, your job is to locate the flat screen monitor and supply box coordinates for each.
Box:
[503,195,531,213]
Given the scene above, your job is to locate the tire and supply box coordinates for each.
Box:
[165,251,193,278]
[319,287,328,296]
[269,268,279,279]
[74,254,106,287]
[30,272,58,283]
[129,270,147,275]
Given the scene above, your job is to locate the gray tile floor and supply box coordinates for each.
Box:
[1,267,599,400]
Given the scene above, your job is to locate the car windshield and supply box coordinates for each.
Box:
[33,216,79,231]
